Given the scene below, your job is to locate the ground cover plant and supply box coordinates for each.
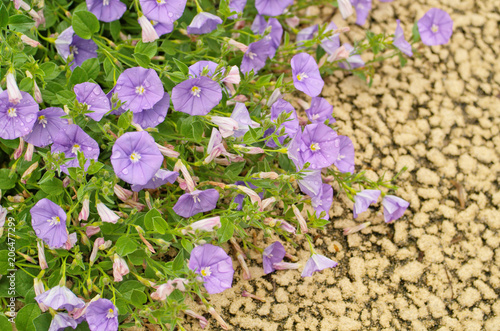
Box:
[0,0,452,329]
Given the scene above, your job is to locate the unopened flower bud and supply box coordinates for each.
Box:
[277,219,296,234]
[20,34,40,48]
[24,143,34,162]
[285,16,300,28]
[184,310,208,329]
[223,66,241,84]
[327,45,350,62]
[114,184,133,202]
[138,15,159,43]
[34,277,49,312]
[182,216,221,235]
[242,290,266,302]
[208,307,229,330]
[227,38,248,53]
[96,202,120,224]
[266,88,282,107]
[112,254,129,282]
[211,116,239,138]
[6,71,22,104]
[174,160,196,192]
[343,222,371,236]
[292,205,308,234]
[79,197,90,221]
[37,240,48,269]
[338,0,354,19]
[260,197,276,211]
[13,138,24,160]
[21,161,38,184]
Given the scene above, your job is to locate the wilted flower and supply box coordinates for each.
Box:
[30,198,68,248]
[86,299,119,331]
[189,244,234,294]
[132,92,170,129]
[131,169,178,192]
[86,0,126,22]
[305,97,335,123]
[297,25,318,47]
[291,53,324,97]
[173,189,219,218]
[139,0,187,24]
[344,221,370,235]
[20,34,41,48]
[301,254,338,277]
[74,83,111,122]
[333,135,355,173]
[382,195,410,223]
[183,216,221,234]
[114,67,164,113]
[111,131,163,185]
[78,197,90,222]
[35,285,85,311]
[351,0,372,25]
[240,39,270,74]
[86,226,101,237]
[255,0,293,16]
[90,237,112,264]
[187,12,223,34]
[417,8,453,46]
[0,90,38,140]
[337,0,354,19]
[96,202,120,224]
[292,205,308,233]
[112,254,129,282]
[211,116,239,138]
[321,21,341,55]
[353,189,381,218]
[393,19,413,56]
[33,277,49,312]
[311,183,333,219]
[263,241,286,274]
[230,103,259,138]
[37,240,48,269]
[55,27,98,70]
[184,310,209,329]
[49,313,78,331]
[338,43,365,69]
[171,77,222,116]
[138,15,159,43]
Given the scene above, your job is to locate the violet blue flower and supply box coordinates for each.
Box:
[301,254,337,277]
[255,0,293,16]
[417,8,453,46]
[297,169,323,197]
[311,183,333,219]
[338,43,365,69]
[173,189,220,218]
[321,21,340,54]
[251,15,283,59]
[240,39,270,74]
[30,198,68,248]
[382,195,409,223]
[114,67,164,113]
[230,103,259,138]
[228,0,247,18]
[152,20,174,37]
[305,97,335,123]
[287,131,304,170]
[111,131,163,186]
[188,244,234,294]
[393,19,413,56]
[55,27,98,70]
[86,299,119,331]
[263,241,286,274]
[131,169,179,191]
[51,124,100,174]
[333,135,355,173]
[86,0,126,22]
[35,285,85,311]
[188,61,223,79]
[139,0,187,24]
[187,12,223,35]
[298,123,340,170]
[297,25,318,47]
[74,83,111,122]
[0,90,38,140]
[171,77,222,116]
[132,92,170,129]
[24,107,69,147]
[351,0,372,26]
[291,53,324,97]
[269,99,299,147]
[49,313,78,331]
[353,189,380,218]
[138,15,159,43]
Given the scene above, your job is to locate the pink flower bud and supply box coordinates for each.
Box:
[234,145,265,154]
[285,16,300,28]
[242,290,266,302]
[237,253,251,280]
[20,34,40,48]
[114,184,133,202]
[174,160,196,192]
[277,219,296,234]
[24,143,34,162]
[184,310,208,329]
[90,237,104,265]
[208,307,229,330]
[62,176,71,188]
[96,202,120,224]
[21,161,38,184]
[260,197,276,211]
[156,143,180,158]
[263,217,276,227]
[112,254,129,282]
[258,172,279,180]
[343,222,371,235]
[292,205,308,234]
[183,216,221,234]
[232,94,248,103]
[37,240,48,269]
[338,0,353,19]
[213,158,230,165]
[273,261,301,270]
[63,232,77,250]
[228,39,248,53]
[138,15,159,43]
[18,251,36,264]
[151,282,174,300]
[136,226,156,253]
[172,278,188,292]
[79,197,90,221]
[203,129,226,165]
[327,45,350,62]
[86,225,101,237]
[12,137,24,159]
[33,277,49,312]
[33,80,42,103]
[266,88,282,107]
[211,116,239,138]
[222,66,241,84]
[237,185,262,207]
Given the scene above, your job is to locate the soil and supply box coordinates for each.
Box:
[182,0,500,330]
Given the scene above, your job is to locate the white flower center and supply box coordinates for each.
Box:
[135,85,146,95]
[310,143,320,152]
[337,153,345,160]
[311,114,319,120]
[47,216,61,226]
[103,0,109,5]
[70,45,78,55]
[431,24,439,33]
[130,152,141,163]
[247,52,256,60]
[201,266,212,277]
[72,144,81,154]
[191,86,201,97]
[38,115,48,127]
[193,194,201,203]
[7,107,17,118]
[106,308,115,319]
[296,72,308,81]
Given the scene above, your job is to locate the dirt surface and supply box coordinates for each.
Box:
[183,0,500,330]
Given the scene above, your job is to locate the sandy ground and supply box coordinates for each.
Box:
[181,0,500,330]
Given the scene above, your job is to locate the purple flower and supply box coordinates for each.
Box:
[188,61,223,78]
[255,0,293,16]
[173,189,219,218]
[393,19,413,56]
[51,124,100,174]
[321,22,340,54]
[171,77,222,116]
[55,27,98,70]
[301,254,337,277]
[188,244,234,294]
[268,99,299,148]
[131,169,178,191]
[228,0,247,18]
[339,43,365,69]
[417,8,453,46]
[106,88,126,116]
[382,195,409,223]
[86,299,118,331]
[24,107,69,147]
[240,39,270,74]
[263,241,286,274]
[298,123,340,170]
[0,90,38,140]
[297,169,323,197]
[139,0,187,24]
[311,183,333,219]
[30,198,68,248]
[251,15,283,59]
[353,189,380,218]
[74,83,111,122]
[351,0,372,26]
[114,67,164,113]
[291,53,324,97]
[86,0,126,22]
[111,131,163,186]
[305,97,335,123]
[333,136,355,173]
[35,285,85,311]
[187,12,223,35]
[138,15,159,43]
[132,92,170,129]
[49,313,78,331]
[287,131,304,170]
[297,25,318,47]
[230,103,259,138]
[152,20,174,37]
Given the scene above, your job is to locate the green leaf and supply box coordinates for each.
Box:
[39,178,64,196]
[0,251,10,275]
[412,22,420,43]
[133,53,150,68]
[119,280,145,294]
[72,11,99,39]
[0,169,17,190]
[86,161,104,175]
[109,20,121,40]
[38,170,55,185]
[15,269,35,297]
[69,66,88,85]
[0,314,13,331]
[117,111,132,129]
[39,62,60,80]
[144,209,167,235]
[129,289,147,307]
[8,15,35,32]
[135,41,158,59]
[224,162,245,181]
[81,58,100,80]
[115,237,138,256]
[0,4,8,29]
[33,313,52,331]
[217,217,235,243]
[15,304,41,331]
[19,77,34,92]
[172,250,184,271]
[173,58,189,76]
[180,117,204,143]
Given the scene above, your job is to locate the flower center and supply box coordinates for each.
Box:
[38,115,48,127]
[191,86,201,97]
[192,194,201,203]
[130,152,141,163]
[337,153,345,160]
[47,216,61,226]
[103,0,109,5]
[201,266,212,277]
[72,144,81,154]
[310,143,320,152]
[431,24,439,33]
[135,85,146,95]
[106,308,115,318]
[70,45,78,55]
[156,0,165,3]
[296,72,308,81]
[7,107,17,118]
[247,51,256,60]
